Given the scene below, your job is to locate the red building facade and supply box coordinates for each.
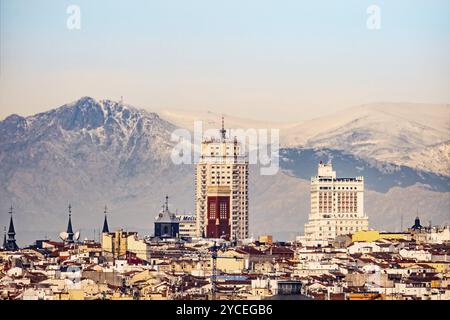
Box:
[206,196,230,240]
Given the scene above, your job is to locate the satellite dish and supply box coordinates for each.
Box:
[59,232,68,241]
[74,231,80,241]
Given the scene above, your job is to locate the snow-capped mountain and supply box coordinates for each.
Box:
[160,103,450,177]
[0,97,194,244]
[0,97,449,245]
[279,148,449,193]
[1,97,176,170]
[403,142,450,177]
[286,103,450,177]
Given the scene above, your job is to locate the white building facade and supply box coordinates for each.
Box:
[195,120,249,241]
[301,162,369,245]
[177,215,197,238]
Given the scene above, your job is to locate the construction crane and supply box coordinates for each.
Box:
[210,242,244,300]
[211,242,218,300]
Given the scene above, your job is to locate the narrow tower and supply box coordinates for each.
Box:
[66,204,75,244]
[102,205,110,233]
[5,206,19,251]
[195,117,249,241]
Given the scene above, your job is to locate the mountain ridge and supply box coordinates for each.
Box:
[160,103,450,176]
[0,97,449,245]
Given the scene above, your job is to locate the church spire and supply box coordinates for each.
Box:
[66,204,74,243]
[5,206,19,251]
[102,205,110,233]
[8,205,16,236]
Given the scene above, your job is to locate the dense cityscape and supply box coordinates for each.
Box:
[1,122,449,300]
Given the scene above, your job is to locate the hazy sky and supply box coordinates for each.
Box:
[0,0,449,122]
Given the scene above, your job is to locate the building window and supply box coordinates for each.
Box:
[210,203,216,219]
[219,202,227,219]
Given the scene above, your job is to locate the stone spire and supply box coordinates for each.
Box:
[66,204,74,243]
[102,205,110,233]
[5,206,19,251]
[8,206,15,236]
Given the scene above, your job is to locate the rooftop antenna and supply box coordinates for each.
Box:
[415,208,419,227]
[400,213,403,232]
[2,226,6,248]
[220,116,226,140]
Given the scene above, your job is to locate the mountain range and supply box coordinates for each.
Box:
[0,97,449,245]
[161,103,450,177]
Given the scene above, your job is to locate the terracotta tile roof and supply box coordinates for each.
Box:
[234,246,264,255]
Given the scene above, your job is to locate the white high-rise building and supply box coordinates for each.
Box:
[300,161,369,244]
[195,119,249,241]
